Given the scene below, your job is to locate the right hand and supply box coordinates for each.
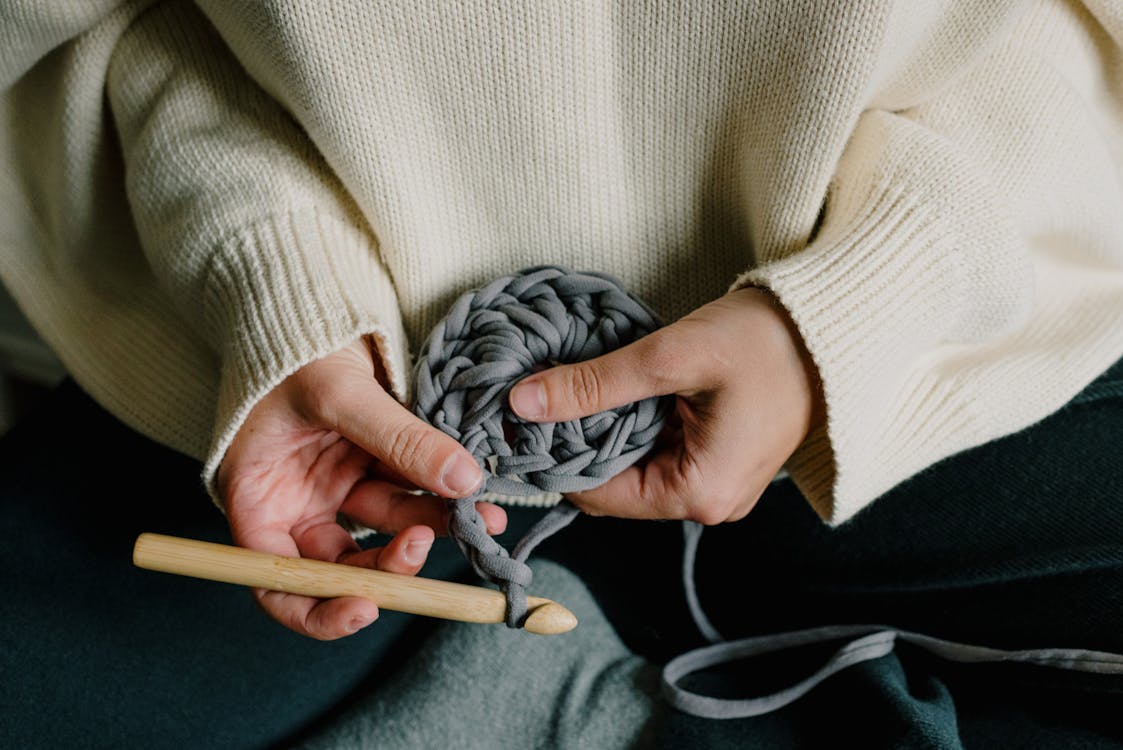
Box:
[217,337,506,640]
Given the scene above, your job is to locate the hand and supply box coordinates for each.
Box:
[507,288,825,524]
[218,337,506,640]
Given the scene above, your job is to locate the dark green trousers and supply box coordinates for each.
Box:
[535,356,1123,748]
[0,382,493,749]
[3,358,1122,749]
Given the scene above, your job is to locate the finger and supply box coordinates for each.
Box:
[267,527,439,637]
[508,328,689,423]
[292,518,361,562]
[231,524,378,639]
[367,461,420,490]
[572,404,771,525]
[340,480,445,531]
[343,525,435,576]
[340,479,507,535]
[254,590,379,641]
[476,502,508,535]
[317,382,483,499]
[566,448,690,520]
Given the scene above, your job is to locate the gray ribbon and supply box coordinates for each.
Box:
[413,266,671,627]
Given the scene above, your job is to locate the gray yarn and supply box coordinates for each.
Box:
[672,523,1123,719]
[681,522,725,645]
[413,266,671,627]
[662,621,1123,719]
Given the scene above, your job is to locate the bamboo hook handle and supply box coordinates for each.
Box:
[132,533,577,636]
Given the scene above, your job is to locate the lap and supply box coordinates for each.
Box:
[7,357,1121,749]
[282,366,1123,750]
[542,357,1123,653]
[528,357,1123,747]
[0,381,494,749]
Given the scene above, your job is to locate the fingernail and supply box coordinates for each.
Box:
[404,538,433,566]
[348,614,375,633]
[442,456,482,495]
[510,381,546,419]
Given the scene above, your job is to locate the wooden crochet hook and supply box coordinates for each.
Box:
[132,533,577,636]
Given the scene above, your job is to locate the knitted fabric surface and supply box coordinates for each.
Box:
[413,266,671,626]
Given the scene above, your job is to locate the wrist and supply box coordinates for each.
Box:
[732,286,827,440]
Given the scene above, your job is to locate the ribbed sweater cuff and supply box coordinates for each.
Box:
[737,184,1000,525]
[730,106,1049,525]
[200,206,410,504]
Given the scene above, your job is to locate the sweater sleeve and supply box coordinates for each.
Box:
[737,2,1123,524]
[104,1,412,498]
[0,0,123,87]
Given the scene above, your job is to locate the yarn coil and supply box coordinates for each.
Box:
[413,266,671,626]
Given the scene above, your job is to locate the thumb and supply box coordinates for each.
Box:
[298,365,483,498]
[508,329,683,423]
[340,385,484,498]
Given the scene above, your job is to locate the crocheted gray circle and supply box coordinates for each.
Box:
[413,265,671,626]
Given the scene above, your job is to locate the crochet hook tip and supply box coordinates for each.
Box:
[523,601,578,635]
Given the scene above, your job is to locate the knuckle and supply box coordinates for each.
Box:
[299,610,337,641]
[287,612,313,637]
[687,503,728,527]
[567,364,604,413]
[262,597,317,641]
[635,333,680,391]
[385,426,436,475]
[692,480,765,525]
[684,481,738,527]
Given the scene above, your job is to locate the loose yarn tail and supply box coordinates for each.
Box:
[447,494,580,627]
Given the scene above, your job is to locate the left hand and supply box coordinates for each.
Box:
[507,287,825,524]
[218,337,505,640]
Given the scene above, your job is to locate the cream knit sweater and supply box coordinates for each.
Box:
[2,0,1122,524]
